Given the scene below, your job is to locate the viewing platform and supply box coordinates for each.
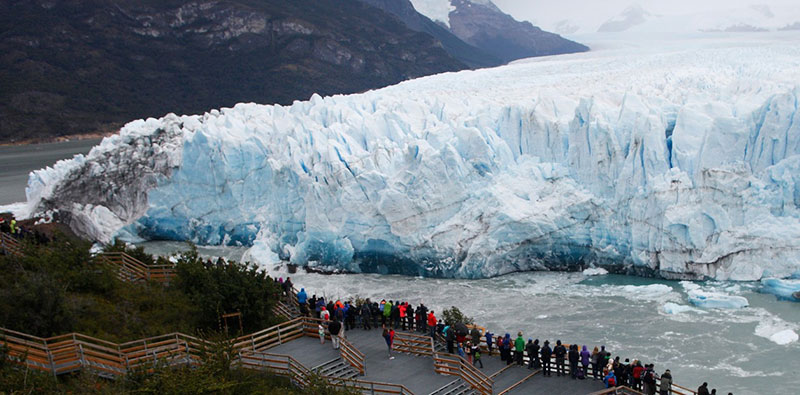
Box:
[0,235,698,394]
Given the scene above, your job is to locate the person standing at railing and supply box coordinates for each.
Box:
[697,382,710,395]
[580,345,591,379]
[540,340,552,376]
[416,303,427,333]
[427,310,437,339]
[525,339,535,369]
[591,346,601,380]
[514,332,525,366]
[553,340,567,376]
[484,330,494,356]
[360,299,373,330]
[383,300,393,327]
[297,288,308,316]
[315,297,325,319]
[569,344,580,379]
[632,360,644,390]
[643,364,657,395]
[398,302,407,330]
[391,301,401,329]
[659,369,672,395]
[406,304,415,331]
[502,333,513,366]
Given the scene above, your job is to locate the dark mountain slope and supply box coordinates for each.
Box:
[448,0,589,63]
[357,0,501,68]
[0,0,466,143]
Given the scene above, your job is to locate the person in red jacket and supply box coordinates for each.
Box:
[427,311,437,339]
[632,360,644,390]
[399,302,407,330]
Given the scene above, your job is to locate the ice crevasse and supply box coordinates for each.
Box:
[23,38,800,280]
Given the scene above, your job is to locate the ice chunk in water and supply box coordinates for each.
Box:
[760,278,800,301]
[687,290,749,309]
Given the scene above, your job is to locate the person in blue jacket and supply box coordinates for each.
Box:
[297,288,308,316]
[604,369,617,388]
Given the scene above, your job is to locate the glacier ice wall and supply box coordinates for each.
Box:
[24,38,800,280]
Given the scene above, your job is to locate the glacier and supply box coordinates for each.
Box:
[21,34,800,280]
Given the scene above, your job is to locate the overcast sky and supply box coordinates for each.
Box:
[492,0,800,31]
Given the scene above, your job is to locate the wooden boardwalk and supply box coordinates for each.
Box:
[270,325,608,394]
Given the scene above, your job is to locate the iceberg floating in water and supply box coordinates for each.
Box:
[687,289,749,309]
[19,36,800,280]
[768,329,799,345]
[662,302,706,314]
[760,278,800,301]
[583,267,609,276]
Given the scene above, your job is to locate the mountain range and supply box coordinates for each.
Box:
[0,0,587,143]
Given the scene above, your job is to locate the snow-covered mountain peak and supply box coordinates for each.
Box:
[409,0,502,27]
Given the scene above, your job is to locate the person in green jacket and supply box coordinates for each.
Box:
[515,331,525,366]
[383,300,393,326]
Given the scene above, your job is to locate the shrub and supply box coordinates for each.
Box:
[441,306,474,326]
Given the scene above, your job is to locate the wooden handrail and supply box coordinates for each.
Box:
[0,231,24,257]
[94,252,176,283]
[240,350,413,395]
[433,352,493,395]
[339,335,366,375]
[393,331,434,357]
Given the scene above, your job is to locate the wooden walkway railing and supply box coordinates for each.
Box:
[392,331,434,357]
[433,352,493,395]
[93,252,176,283]
[0,231,23,257]
[239,350,413,394]
[1,316,363,377]
[0,327,204,377]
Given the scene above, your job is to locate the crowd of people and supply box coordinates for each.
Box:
[284,286,728,394]
[0,217,51,245]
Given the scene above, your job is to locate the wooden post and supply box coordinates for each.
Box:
[44,339,56,377]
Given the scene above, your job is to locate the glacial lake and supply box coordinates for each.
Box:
[0,139,101,205]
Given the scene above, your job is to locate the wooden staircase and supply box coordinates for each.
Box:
[430,379,478,395]
[0,231,23,257]
[313,357,360,380]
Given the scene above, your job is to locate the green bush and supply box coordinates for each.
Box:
[172,246,283,334]
[441,306,474,326]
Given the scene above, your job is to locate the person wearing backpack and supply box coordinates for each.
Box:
[525,339,536,369]
[568,344,580,379]
[604,369,617,388]
[643,364,657,395]
[553,340,567,376]
[470,341,483,368]
[328,318,342,350]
